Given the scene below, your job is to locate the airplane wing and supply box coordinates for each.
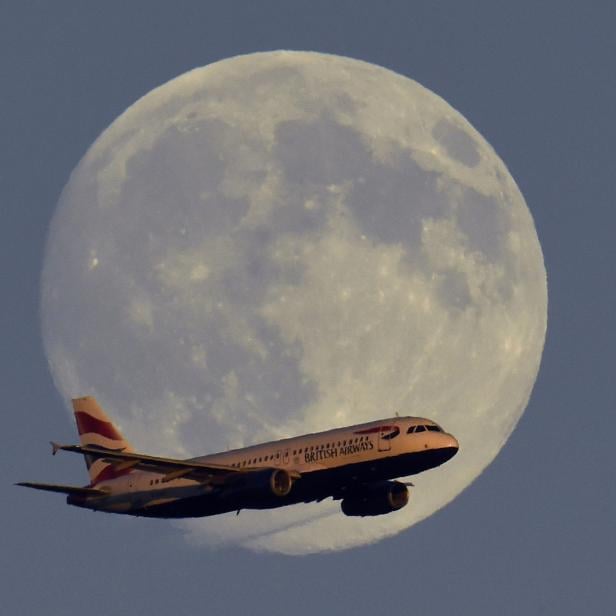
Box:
[15,482,107,496]
[51,443,281,484]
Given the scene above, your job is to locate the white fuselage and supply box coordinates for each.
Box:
[95,416,458,511]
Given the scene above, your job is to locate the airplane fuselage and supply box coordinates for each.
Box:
[68,416,458,518]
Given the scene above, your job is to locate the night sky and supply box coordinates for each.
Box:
[2,2,614,613]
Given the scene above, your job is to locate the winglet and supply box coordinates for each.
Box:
[51,441,62,456]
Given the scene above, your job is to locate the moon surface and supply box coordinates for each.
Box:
[42,51,547,554]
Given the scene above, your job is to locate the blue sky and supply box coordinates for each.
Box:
[2,2,614,613]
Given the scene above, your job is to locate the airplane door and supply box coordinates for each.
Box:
[283,448,290,465]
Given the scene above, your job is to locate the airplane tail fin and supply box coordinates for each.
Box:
[71,396,134,486]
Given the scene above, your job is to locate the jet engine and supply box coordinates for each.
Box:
[228,468,296,499]
[340,481,409,517]
[265,468,295,497]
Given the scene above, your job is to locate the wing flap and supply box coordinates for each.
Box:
[52,443,240,481]
[50,444,301,486]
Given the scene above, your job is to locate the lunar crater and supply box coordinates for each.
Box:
[432,118,481,168]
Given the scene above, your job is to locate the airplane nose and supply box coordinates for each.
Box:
[431,432,459,467]
[442,433,459,458]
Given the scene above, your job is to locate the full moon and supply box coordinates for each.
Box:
[42,51,547,554]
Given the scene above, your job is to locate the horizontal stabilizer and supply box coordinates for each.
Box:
[15,482,107,497]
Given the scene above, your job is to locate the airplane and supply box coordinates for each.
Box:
[17,396,459,518]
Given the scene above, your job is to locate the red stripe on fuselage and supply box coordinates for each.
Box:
[75,411,123,441]
[354,425,395,435]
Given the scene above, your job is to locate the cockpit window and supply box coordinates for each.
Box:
[407,424,443,434]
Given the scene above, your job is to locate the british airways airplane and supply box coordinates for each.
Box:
[18,396,459,518]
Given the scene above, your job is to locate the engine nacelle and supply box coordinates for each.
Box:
[341,481,409,517]
[228,468,295,500]
[266,468,294,497]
